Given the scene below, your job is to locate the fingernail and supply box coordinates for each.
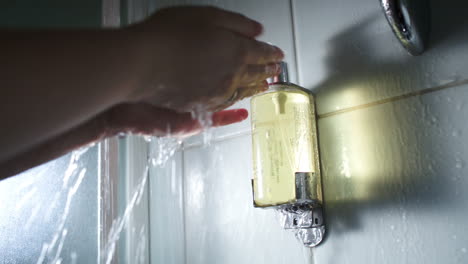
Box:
[236,109,249,119]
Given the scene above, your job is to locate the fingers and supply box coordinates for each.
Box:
[202,7,284,63]
[172,108,248,133]
[108,103,197,136]
[212,109,249,127]
[173,108,249,135]
[212,80,268,112]
[237,80,269,100]
[239,63,281,85]
[242,38,284,64]
[108,103,249,138]
[203,7,263,38]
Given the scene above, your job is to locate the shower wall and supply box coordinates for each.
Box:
[148,0,468,263]
[294,0,468,263]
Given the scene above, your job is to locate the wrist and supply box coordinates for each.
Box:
[103,26,153,104]
[119,23,162,104]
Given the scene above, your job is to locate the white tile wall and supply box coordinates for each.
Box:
[316,84,468,264]
[293,0,468,262]
[149,151,185,264]
[293,0,468,115]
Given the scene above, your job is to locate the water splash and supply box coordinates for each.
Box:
[134,226,147,264]
[36,146,91,264]
[191,104,214,146]
[15,186,38,211]
[103,165,149,264]
[148,136,182,167]
[103,131,183,264]
[70,252,77,264]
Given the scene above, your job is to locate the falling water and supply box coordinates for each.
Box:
[191,104,214,146]
[103,165,149,264]
[101,105,215,264]
[35,146,92,264]
[147,136,183,167]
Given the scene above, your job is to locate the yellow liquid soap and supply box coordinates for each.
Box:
[251,84,322,207]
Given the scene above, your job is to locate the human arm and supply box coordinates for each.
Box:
[0,104,248,178]
[0,6,283,177]
[0,28,143,165]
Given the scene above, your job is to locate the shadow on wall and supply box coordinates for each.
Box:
[311,0,468,242]
[312,0,468,115]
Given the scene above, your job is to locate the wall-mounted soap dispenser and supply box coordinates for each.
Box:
[250,62,325,247]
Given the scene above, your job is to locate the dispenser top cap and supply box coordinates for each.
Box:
[267,61,289,84]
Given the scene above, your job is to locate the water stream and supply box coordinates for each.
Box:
[35,146,93,264]
[100,105,215,264]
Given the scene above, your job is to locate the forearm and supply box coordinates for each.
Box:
[0,111,110,179]
[0,28,143,163]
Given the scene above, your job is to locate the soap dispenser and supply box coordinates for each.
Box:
[250,62,325,247]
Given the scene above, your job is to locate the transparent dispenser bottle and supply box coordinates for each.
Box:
[250,62,325,247]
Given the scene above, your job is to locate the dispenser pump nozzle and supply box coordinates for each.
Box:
[267,61,289,84]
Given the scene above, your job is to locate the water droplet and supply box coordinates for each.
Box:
[191,104,214,146]
[456,161,463,169]
[148,137,182,167]
[452,130,461,137]
[427,164,434,172]
[70,252,78,264]
[461,248,467,253]
[390,225,395,230]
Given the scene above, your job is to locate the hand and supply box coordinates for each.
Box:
[103,103,249,138]
[127,6,284,112]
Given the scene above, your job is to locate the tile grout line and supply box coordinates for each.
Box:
[180,148,188,264]
[318,79,468,119]
[146,141,152,264]
[182,130,252,151]
[289,0,301,84]
[182,79,468,149]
